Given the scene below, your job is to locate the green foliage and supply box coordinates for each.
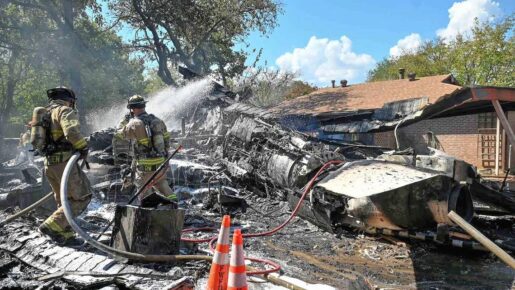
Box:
[0,0,282,136]
[111,0,282,85]
[0,0,147,131]
[368,16,514,87]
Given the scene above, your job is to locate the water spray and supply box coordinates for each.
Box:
[87,78,214,131]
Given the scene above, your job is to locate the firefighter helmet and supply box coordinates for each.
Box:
[47,86,76,101]
[127,95,147,109]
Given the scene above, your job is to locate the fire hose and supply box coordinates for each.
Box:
[60,152,326,288]
[61,151,344,272]
[60,152,212,263]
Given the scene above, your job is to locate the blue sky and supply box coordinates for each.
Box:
[107,0,514,85]
[245,0,514,85]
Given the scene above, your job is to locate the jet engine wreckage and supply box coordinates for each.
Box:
[0,70,514,289]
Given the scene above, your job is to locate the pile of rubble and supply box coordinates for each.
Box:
[0,73,514,289]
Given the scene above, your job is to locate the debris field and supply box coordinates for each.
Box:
[0,74,514,289]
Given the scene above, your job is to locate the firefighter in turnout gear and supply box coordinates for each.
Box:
[117,95,176,203]
[35,86,92,245]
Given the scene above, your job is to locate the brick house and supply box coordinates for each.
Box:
[271,74,515,175]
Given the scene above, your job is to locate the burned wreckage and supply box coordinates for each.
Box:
[185,91,480,236]
[193,80,515,251]
[0,70,514,288]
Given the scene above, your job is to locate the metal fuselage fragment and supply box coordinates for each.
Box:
[220,114,474,232]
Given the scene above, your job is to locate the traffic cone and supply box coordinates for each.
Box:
[207,215,231,290]
[227,229,248,290]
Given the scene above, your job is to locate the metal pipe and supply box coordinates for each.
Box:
[181,117,186,136]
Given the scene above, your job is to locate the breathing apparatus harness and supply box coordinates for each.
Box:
[135,113,167,159]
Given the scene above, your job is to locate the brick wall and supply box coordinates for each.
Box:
[373,114,482,167]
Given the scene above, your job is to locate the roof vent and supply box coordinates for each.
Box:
[331,80,335,88]
[398,68,405,79]
[340,80,348,87]
[408,72,417,81]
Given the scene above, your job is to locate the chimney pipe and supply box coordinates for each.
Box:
[331,80,335,88]
[340,80,348,87]
[408,72,417,81]
[398,68,405,79]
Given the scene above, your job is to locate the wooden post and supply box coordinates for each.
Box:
[493,100,515,149]
[495,118,500,176]
[448,211,515,269]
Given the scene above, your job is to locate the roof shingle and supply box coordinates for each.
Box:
[271,74,463,116]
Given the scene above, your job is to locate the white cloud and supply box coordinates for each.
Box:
[437,0,502,42]
[389,33,423,58]
[275,36,375,85]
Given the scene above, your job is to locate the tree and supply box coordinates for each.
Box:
[450,17,514,86]
[0,0,148,136]
[110,0,282,85]
[367,16,514,87]
[231,67,306,108]
[284,80,317,100]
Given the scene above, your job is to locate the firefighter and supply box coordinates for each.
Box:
[36,86,91,245]
[117,95,176,203]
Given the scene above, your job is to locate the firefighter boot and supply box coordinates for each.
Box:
[38,220,84,247]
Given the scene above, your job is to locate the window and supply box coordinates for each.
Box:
[478,112,496,129]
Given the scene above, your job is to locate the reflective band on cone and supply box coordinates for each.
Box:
[227,229,248,290]
[207,215,231,290]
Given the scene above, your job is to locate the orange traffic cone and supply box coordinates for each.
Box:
[227,229,248,290]
[207,215,231,290]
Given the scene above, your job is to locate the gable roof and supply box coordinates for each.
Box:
[271,74,463,116]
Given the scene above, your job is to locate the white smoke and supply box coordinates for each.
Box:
[87,78,214,132]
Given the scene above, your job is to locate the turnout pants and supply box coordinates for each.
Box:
[135,167,175,203]
[41,161,91,239]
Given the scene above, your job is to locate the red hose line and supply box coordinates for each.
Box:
[180,160,343,275]
[180,227,217,243]
[243,160,343,238]
[206,235,281,275]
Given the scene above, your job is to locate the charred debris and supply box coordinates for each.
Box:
[0,68,514,289]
